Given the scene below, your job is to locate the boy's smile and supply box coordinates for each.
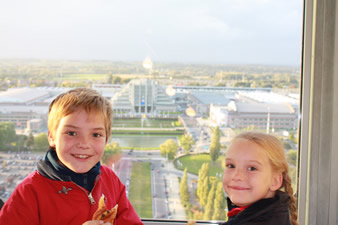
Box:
[48,109,107,173]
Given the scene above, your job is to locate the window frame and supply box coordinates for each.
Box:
[297,0,338,224]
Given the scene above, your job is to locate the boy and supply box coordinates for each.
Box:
[0,88,143,225]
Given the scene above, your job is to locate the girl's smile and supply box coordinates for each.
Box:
[223,140,282,206]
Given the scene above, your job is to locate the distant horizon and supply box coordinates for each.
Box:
[0,0,303,67]
[0,57,301,68]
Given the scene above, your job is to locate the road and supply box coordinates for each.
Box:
[115,150,190,219]
[115,151,170,219]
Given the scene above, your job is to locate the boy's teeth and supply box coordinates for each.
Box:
[75,155,89,159]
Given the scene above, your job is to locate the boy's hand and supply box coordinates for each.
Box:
[82,220,111,225]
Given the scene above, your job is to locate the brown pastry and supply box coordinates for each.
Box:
[92,195,118,223]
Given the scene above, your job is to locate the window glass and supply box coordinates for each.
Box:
[0,0,303,222]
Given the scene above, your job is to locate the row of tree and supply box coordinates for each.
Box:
[179,163,226,221]
[0,122,50,152]
[159,126,222,163]
[196,163,226,220]
[159,133,195,160]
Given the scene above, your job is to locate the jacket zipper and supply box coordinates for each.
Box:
[87,174,101,205]
[71,174,101,205]
[88,192,96,205]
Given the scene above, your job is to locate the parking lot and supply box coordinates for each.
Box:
[0,152,44,202]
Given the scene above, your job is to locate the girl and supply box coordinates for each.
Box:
[221,131,298,225]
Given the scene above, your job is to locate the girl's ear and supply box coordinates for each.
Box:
[48,131,56,147]
[270,172,283,191]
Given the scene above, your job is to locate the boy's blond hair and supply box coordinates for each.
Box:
[229,131,299,225]
[48,88,113,143]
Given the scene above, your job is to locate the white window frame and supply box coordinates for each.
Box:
[298,0,338,224]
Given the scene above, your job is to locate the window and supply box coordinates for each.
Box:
[1,0,337,224]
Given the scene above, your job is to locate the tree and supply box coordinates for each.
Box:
[15,134,27,152]
[179,134,195,153]
[159,139,178,160]
[209,126,221,162]
[197,163,210,207]
[0,122,16,151]
[200,178,209,207]
[287,149,298,166]
[106,74,113,84]
[212,181,226,220]
[25,131,34,151]
[112,76,122,84]
[34,133,49,152]
[197,163,209,201]
[289,130,298,144]
[203,181,216,220]
[180,168,190,207]
[101,142,122,165]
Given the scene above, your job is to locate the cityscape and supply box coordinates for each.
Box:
[0,60,300,221]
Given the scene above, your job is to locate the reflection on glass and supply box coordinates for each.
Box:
[142,57,153,70]
[165,85,176,96]
[185,106,196,117]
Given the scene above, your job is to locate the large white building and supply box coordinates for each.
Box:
[0,86,117,132]
[210,101,298,130]
[111,79,177,117]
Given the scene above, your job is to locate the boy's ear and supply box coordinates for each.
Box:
[270,172,283,192]
[48,131,56,147]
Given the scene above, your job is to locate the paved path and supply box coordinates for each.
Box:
[165,161,199,220]
[165,162,187,219]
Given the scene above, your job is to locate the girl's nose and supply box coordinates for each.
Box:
[232,168,245,181]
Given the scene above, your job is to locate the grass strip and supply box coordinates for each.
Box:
[111,130,184,135]
[174,153,225,177]
[112,118,182,128]
[128,161,152,218]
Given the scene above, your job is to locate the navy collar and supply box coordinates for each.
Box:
[38,149,101,192]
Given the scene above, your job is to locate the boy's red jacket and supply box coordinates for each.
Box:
[0,165,143,225]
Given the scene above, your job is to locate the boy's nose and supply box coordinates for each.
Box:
[77,136,90,148]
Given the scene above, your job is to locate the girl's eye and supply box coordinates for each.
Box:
[67,131,76,136]
[226,164,235,169]
[248,167,257,171]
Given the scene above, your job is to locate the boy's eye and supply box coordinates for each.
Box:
[93,133,103,138]
[67,131,77,136]
[248,167,257,171]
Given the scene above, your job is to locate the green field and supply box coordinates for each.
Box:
[112,118,181,128]
[55,74,107,80]
[111,130,184,135]
[174,153,225,177]
[128,161,152,218]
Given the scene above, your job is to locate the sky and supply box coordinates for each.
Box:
[0,0,303,66]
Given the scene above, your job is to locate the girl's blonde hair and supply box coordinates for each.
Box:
[230,131,299,225]
[48,88,113,143]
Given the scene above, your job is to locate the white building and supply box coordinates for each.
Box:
[210,101,298,130]
[111,79,177,117]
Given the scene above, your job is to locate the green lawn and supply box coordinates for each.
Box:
[111,130,184,135]
[112,118,181,128]
[55,74,108,80]
[128,161,152,218]
[174,153,225,177]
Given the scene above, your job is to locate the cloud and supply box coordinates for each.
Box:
[0,0,303,65]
